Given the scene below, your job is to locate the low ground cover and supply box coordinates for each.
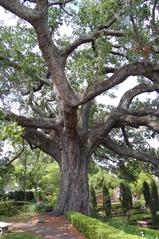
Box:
[0,232,42,239]
[101,216,159,239]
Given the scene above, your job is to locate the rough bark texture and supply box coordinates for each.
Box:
[53,151,90,215]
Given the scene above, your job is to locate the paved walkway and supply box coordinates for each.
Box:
[10,222,83,239]
[9,215,85,239]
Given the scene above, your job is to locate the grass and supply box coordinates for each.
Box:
[0,202,42,239]
[0,212,34,223]
[101,216,159,239]
[1,232,42,239]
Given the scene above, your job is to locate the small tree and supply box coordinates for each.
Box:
[103,185,111,216]
[90,186,97,212]
[143,181,150,209]
[143,180,159,228]
[119,182,133,216]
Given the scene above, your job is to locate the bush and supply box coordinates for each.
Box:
[112,202,121,210]
[119,182,133,215]
[143,180,159,228]
[0,200,17,216]
[65,212,143,239]
[133,200,143,209]
[90,186,97,212]
[103,185,111,216]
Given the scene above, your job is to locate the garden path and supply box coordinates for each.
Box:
[10,214,86,239]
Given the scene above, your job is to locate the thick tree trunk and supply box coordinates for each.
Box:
[53,156,90,216]
[51,111,90,216]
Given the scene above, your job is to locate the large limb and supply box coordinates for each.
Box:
[0,1,78,107]
[103,136,159,167]
[1,108,62,131]
[78,62,159,105]
[24,128,61,163]
[80,102,92,129]
[0,0,40,23]
[118,83,159,109]
[61,30,124,58]
[32,1,79,107]
[88,109,159,154]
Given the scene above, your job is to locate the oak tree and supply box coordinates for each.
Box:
[0,0,159,215]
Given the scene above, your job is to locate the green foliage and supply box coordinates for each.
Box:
[103,185,111,216]
[90,186,97,212]
[133,200,144,210]
[0,122,23,144]
[0,200,17,216]
[1,232,42,239]
[143,180,159,228]
[132,172,153,197]
[65,212,143,239]
[119,182,133,215]
[89,167,120,191]
[103,216,159,239]
[118,160,142,183]
[143,181,150,208]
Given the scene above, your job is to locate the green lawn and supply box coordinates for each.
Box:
[0,212,34,223]
[101,216,159,239]
[1,232,42,239]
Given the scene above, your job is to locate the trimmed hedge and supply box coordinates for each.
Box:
[6,191,35,201]
[65,212,143,239]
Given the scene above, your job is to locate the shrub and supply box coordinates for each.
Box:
[103,185,111,216]
[119,182,133,215]
[143,180,159,228]
[133,200,143,209]
[111,202,121,210]
[65,212,143,239]
[0,200,17,216]
[90,186,97,212]
[143,181,150,208]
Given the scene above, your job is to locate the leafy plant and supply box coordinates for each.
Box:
[103,185,111,216]
[119,182,133,216]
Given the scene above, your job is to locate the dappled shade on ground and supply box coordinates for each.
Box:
[10,213,86,239]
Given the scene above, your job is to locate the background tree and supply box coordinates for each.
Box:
[0,0,159,215]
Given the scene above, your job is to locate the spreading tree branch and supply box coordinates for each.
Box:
[103,136,159,167]
[0,0,40,23]
[118,83,159,109]
[61,30,124,58]
[2,108,62,131]
[79,62,159,105]
[24,128,61,163]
